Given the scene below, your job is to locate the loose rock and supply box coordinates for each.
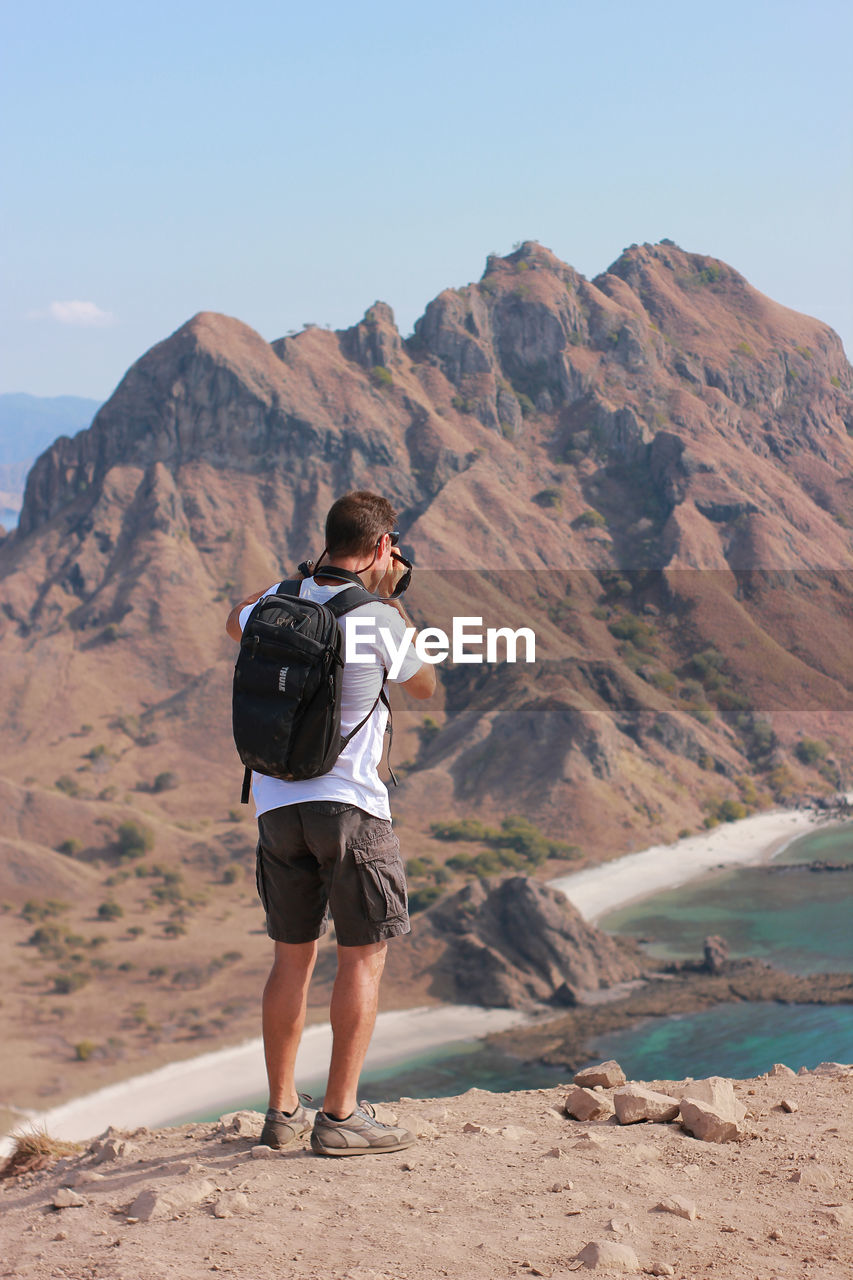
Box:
[679,1077,746,1143]
[213,1191,250,1219]
[53,1188,84,1209]
[565,1087,615,1122]
[606,1216,635,1235]
[644,1265,675,1277]
[573,1240,640,1271]
[127,1179,216,1222]
[655,1195,697,1221]
[788,1166,836,1190]
[613,1085,679,1125]
[769,1063,797,1078]
[573,1061,626,1089]
[218,1110,265,1141]
[779,1099,798,1113]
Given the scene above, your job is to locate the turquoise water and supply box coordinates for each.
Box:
[587,1002,853,1080]
[599,822,853,974]
[773,821,853,866]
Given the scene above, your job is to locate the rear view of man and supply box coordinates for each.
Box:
[225,491,436,1155]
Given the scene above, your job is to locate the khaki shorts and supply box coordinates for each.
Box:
[255,801,410,947]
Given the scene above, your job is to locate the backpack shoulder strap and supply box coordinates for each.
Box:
[324,584,374,617]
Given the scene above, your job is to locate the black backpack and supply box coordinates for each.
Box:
[232,571,394,803]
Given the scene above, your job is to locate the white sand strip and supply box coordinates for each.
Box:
[1,1005,527,1152]
[549,806,823,923]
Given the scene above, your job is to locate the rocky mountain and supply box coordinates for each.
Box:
[2,241,850,843]
[0,394,102,528]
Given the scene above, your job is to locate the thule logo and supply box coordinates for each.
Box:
[278,667,289,692]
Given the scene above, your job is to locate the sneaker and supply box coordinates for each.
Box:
[310,1101,416,1157]
[258,1096,314,1150]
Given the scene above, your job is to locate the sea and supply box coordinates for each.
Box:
[217,821,853,1117]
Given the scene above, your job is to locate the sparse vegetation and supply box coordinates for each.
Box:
[575,509,607,529]
[116,820,154,860]
[1,1129,81,1179]
[369,365,393,388]
[52,971,89,995]
[430,815,580,869]
[608,613,658,653]
[795,737,829,765]
[21,899,70,924]
[409,886,443,913]
[97,900,124,921]
[151,771,178,793]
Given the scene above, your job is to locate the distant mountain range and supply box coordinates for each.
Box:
[0,393,101,526]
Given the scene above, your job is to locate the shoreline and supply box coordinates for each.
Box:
[4,801,848,1153]
[0,1005,528,1155]
[547,804,828,923]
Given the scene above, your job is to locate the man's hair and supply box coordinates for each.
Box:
[325,491,398,558]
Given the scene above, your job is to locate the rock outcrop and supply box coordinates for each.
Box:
[419,875,644,1007]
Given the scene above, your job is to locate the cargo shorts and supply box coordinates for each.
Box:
[255,800,410,947]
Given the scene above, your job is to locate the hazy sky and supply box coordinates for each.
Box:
[2,0,851,398]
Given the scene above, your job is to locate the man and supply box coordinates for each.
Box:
[225,491,436,1156]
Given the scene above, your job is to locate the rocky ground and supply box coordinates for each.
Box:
[1,1062,850,1280]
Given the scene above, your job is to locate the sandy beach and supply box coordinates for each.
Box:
[4,801,841,1154]
[548,804,824,922]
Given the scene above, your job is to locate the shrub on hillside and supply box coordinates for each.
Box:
[116,821,154,859]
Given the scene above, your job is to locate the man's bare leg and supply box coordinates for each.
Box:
[323,940,387,1117]
[262,939,318,1112]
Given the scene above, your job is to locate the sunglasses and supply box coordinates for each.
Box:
[377,530,400,547]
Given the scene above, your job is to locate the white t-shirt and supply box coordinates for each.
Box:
[238,579,423,820]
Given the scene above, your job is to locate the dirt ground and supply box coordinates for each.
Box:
[1,1066,850,1280]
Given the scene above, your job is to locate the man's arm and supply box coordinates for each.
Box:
[384,597,437,700]
[225,588,267,642]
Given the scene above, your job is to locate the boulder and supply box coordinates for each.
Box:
[702,934,729,973]
[679,1077,746,1143]
[565,1087,615,1122]
[573,1240,640,1271]
[574,1060,626,1089]
[613,1084,679,1125]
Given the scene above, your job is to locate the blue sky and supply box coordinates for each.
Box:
[2,0,851,398]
